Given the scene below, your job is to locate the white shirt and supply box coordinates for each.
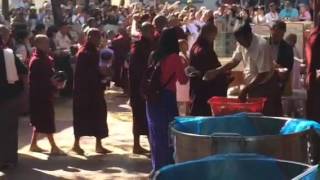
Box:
[252,15,266,24]
[55,31,72,50]
[42,14,54,27]
[232,34,274,84]
[72,15,86,25]
[265,12,280,25]
[11,0,29,9]
[130,20,140,37]
[185,22,200,50]
[194,20,205,28]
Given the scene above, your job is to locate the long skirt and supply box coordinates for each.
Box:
[131,96,148,136]
[0,97,20,166]
[146,89,178,171]
[112,58,124,87]
[176,81,190,103]
[73,93,108,139]
[248,74,283,116]
[29,97,55,134]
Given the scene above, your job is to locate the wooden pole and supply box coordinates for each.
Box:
[2,0,9,20]
[51,0,63,25]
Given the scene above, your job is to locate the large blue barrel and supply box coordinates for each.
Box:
[294,165,319,179]
[154,154,311,180]
[171,114,320,164]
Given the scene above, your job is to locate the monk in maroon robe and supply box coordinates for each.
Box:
[305,14,320,122]
[111,28,131,90]
[153,15,168,48]
[189,24,230,116]
[129,23,155,154]
[29,35,64,154]
[72,28,110,155]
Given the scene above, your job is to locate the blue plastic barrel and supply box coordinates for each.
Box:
[171,113,320,164]
[154,154,311,180]
[294,165,319,180]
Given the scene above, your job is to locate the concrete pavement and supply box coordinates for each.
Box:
[1,88,151,180]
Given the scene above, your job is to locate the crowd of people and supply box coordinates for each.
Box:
[0,0,320,178]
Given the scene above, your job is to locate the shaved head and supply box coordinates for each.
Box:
[153,15,168,31]
[0,25,9,35]
[87,28,101,48]
[34,34,48,46]
[87,28,101,38]
[34,34,50,52]
[0,25,10,45]
[141,22,154,40]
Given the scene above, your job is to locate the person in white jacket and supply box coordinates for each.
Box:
[265,3,279,25]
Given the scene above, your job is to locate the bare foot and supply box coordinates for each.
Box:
[96,146,112,154]
[29,145,46,153]
[71,146,85,155]
[133,146,150,154]
[50,147,66,156]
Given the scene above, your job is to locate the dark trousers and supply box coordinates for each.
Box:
[248,74,283,116]
[0,96,20,166]
[146,90,177,171]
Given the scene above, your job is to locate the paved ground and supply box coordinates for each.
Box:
[1,88,151,180]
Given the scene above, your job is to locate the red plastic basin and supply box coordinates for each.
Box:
[208,97,266,116]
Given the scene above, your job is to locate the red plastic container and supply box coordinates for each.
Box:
[208,97,266,116]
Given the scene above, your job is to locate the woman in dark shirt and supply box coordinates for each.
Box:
[146,28,188,176]
[189,23,231,116]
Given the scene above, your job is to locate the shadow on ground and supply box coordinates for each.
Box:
[3,153,150,180]
[3,88,151,180]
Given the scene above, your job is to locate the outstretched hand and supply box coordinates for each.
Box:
[52,79,65,90]
[238,88,248,103]
[317,69,320,80]
[185,66,201,77]
[203,69,220,81]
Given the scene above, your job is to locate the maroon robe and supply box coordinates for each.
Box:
[174,26,188,40]
[306,27,320,121]
[129,37,154,136]
[154,30,162,49]
[29,50,56,133]
[73,42,108,138]
[190,40,229,116]
[111,34,131,87]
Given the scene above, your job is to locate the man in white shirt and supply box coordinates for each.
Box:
[54,23,74,97]
[55,23,72,51]
[38,2,54,28]
[203,20,282,116]
[72,5,87,25]
[265,3,280,25]
[184,14,201,51]
[265,3,280,24]
[11,0,29,9]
